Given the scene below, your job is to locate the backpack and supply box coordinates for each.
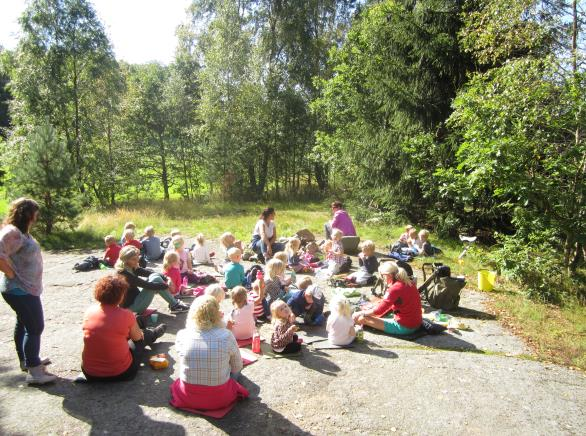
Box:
[245,264,264,288]
[425,276,466,311]
[160,237,172,249]
[389,241,408,253]
[73,256,101,272]
[338,256,352,274]
[295,228,315,244]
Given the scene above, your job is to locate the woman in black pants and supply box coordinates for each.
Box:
[81,275,166,382]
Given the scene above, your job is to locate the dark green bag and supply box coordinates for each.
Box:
[426,276,466,310]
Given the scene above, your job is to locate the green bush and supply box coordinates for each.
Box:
[490,234,577,304]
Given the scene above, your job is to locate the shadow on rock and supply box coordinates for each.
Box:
[365,327,479,351]
[195,375,311,435]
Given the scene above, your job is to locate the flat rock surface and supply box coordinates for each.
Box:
[0,246,584,435]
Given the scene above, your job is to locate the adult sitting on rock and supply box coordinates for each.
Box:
[115,246,189,315]
[170,295,249,417]
[81,275,167,382]
[251,207,285,262]
[352,262,422,335]
[324,201,357,240]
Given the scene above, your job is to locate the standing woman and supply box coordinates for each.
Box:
[0,198,56,384]
[251,207,285,262]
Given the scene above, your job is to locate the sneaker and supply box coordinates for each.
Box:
[26,364,57,385]
[20,357,51,372]
[152,323,167,341]
[170,301,190,313]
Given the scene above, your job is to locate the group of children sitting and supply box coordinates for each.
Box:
[388,225,440,262]
[99,217,445,357]
[100,221,381,353]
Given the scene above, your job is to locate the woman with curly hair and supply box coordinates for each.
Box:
[0,198,55,384]
[81,275,167,382]
[170,295,249,417]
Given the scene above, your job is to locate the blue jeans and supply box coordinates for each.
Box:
[251,236,285,256]
[2,292,44,367]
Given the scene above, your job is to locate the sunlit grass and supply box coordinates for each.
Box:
[490,291,586,370]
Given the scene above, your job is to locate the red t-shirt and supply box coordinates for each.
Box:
[82,304,135,377]
[372,281,422,329]
[124,239,142,250]
[103,244,122,266]
[164,266,182,295]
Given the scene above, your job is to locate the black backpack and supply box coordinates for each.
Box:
[74,256,101,272]
[245,264,264,288]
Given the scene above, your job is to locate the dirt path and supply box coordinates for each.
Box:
[0,248,584,435]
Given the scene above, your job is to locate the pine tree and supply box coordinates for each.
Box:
[11,123,80,234]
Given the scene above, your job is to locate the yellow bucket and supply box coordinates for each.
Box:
[477,269,497,291]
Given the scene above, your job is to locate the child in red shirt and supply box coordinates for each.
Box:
[103,235,122,267]
[122,229,142,250]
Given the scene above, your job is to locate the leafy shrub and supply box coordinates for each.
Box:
[490,234,574,304]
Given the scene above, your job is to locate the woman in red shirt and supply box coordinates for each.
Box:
[353,261,422,335]
[81,275,166,382]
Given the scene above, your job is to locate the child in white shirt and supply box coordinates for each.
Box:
[326,295,356,346]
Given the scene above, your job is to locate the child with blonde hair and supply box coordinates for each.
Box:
[191,233,213,265]
[285,238,312,273]
[326,295,356,346]
[418,229,441,256]
[407,228,422,255]
[219,232,243,261]
[301,241,321,268]
[323,229,345,276]
[171,235,199,284]
[264,259,287,305]
[141,225,163,261]
[123,228,142,250]
[103,235,122,267]
[119,222,136,245]
[205,284,226,304]
[163,251,196,297]
[228,286,256,340]
[224,247,246,289]
[345,240,378,286]
[248,279,266,320]
[270,300,302,354]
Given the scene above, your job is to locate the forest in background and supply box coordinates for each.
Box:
[0,0,585,305]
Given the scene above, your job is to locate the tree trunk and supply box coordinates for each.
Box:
[569,242,584,274]
[159,136,170,200]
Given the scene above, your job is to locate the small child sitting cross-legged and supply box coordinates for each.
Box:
[191,233,214,265]
[227,286,256,341]
[326,295,356,346]
[270,300,302,354]
[345,240,378,286]
[141,225,164,261]
[163,251,195,297]
[285,238,312,273]
[103,235,122,267]
[224,248,246,290]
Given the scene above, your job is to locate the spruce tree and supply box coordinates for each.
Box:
[11,123,80,234]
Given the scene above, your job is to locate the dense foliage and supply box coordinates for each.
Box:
[0,0,584,301]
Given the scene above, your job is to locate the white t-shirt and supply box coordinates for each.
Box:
[191,244,211,264]
[326,313,355,346]
[229,303,256,340]
[253,219,275,239]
